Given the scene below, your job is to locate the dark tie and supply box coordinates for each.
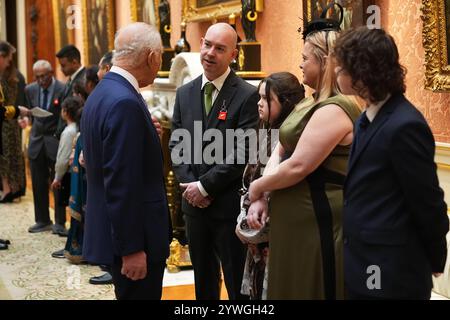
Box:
[42,89,49,110]
[203,82,215,115]
[353,112,370,152]
[63,79,71,97]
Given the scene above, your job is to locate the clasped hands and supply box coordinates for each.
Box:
[246,180,269,230]
[179,182,212,209]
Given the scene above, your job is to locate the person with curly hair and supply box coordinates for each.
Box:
[334,26,448,299]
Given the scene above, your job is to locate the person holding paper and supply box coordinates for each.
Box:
[24,60,66,234]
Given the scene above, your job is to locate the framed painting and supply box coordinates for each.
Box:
[130,0,160,27]
[303,0,374,32]
[182,0,242,22]
[81,0,115,65]
[52,0,76,51]
[422,0,450,92]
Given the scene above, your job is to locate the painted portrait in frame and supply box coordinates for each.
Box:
[422,0,450,92]
[183,0,241,22]
[81,0,115,65]
[303,0,374,31]
[130,0,160,27]
[52,0,76,51]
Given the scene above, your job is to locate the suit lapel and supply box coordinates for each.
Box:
[206,72,238,129]
[347,94,399,177]
[189,77,204,124]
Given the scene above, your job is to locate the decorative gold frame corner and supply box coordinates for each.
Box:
[81,0,116,66]
[422,0,450,92]
[52,0,75,51]
[130,0,161,29]
[183,0,242,23]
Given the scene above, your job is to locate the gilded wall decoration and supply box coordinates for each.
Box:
[130,0,160,27]
[183,0,242,22]
[422,0,450,92]
[81,0,115,66]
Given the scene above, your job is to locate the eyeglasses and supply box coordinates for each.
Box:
[35,73,51,80]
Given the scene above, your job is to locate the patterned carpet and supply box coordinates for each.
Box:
[0,192,195,300]
[0,192,115,300]
[1,191,447,300]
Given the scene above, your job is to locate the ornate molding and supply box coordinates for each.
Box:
[130,0,160,28]
[421,0,450,92]
[183,0,242,23]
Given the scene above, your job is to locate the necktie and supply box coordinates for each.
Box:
[42,89,49,110]
[353,112,370,152]
[64,79,71,97]
[203,82,215,115]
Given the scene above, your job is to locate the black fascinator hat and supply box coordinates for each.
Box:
[300,2,344,40]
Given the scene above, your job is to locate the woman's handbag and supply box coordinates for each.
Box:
[235,190,269,244]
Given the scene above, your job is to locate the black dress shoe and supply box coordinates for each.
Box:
[89,272,113,285]
[52,224,68,237]
[51,248,65,259]
[0,192,14,203]
[99,264,111,273]
[0,243,8,250]
[28,222,53,233]
[0,239,10,245]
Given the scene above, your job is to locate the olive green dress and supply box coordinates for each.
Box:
[267,95,361,300]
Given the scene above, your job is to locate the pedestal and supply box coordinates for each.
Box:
[158,48,175,78]
[236,41,266,79]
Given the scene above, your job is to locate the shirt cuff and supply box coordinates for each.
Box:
[197,181,209,197]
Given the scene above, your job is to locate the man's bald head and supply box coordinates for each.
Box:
[205,23,238,49]
[200,23,239,81]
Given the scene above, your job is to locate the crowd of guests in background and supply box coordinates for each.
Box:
[0,17,448,301]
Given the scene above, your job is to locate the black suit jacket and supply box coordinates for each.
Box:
[343,93,449,299]
[24,79,65,161]
[169,71,259,220]
[55,68,86,139]
[60,67,86,101]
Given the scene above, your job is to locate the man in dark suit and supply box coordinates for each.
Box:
[169,23,259,300]
[24,60,67,235]
[81,22,171,300]
[55,45,86,138]
[334,27,449,299]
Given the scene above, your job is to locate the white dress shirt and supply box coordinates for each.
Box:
[197,68,232,197]
[366,94,391,122]
[110,66,140,93]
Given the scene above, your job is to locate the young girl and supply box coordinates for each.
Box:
[51,96,82,235]
[237,72,305,299]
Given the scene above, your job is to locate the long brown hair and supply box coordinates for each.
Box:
[259,72,305,130]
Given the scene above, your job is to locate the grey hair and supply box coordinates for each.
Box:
[112,23,162,68]
[33,60,53,72]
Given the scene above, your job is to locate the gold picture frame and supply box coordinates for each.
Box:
[130,0,160,28]
[422,0,450,92]
[52,0,76,51]
[303,0,375,32]
[183,0,242,22]
[81,0,116,66]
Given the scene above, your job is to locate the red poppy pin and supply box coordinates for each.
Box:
[53,99,59,106]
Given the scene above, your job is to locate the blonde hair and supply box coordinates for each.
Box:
[307,30,340,102]
[296,30,362,111]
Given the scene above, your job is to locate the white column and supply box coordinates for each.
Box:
[16,0,27,76]
[0,0,6,41]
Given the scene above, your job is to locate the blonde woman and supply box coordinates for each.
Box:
[247,28,361,299]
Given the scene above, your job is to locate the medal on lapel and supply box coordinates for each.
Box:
[218,100,227,121]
